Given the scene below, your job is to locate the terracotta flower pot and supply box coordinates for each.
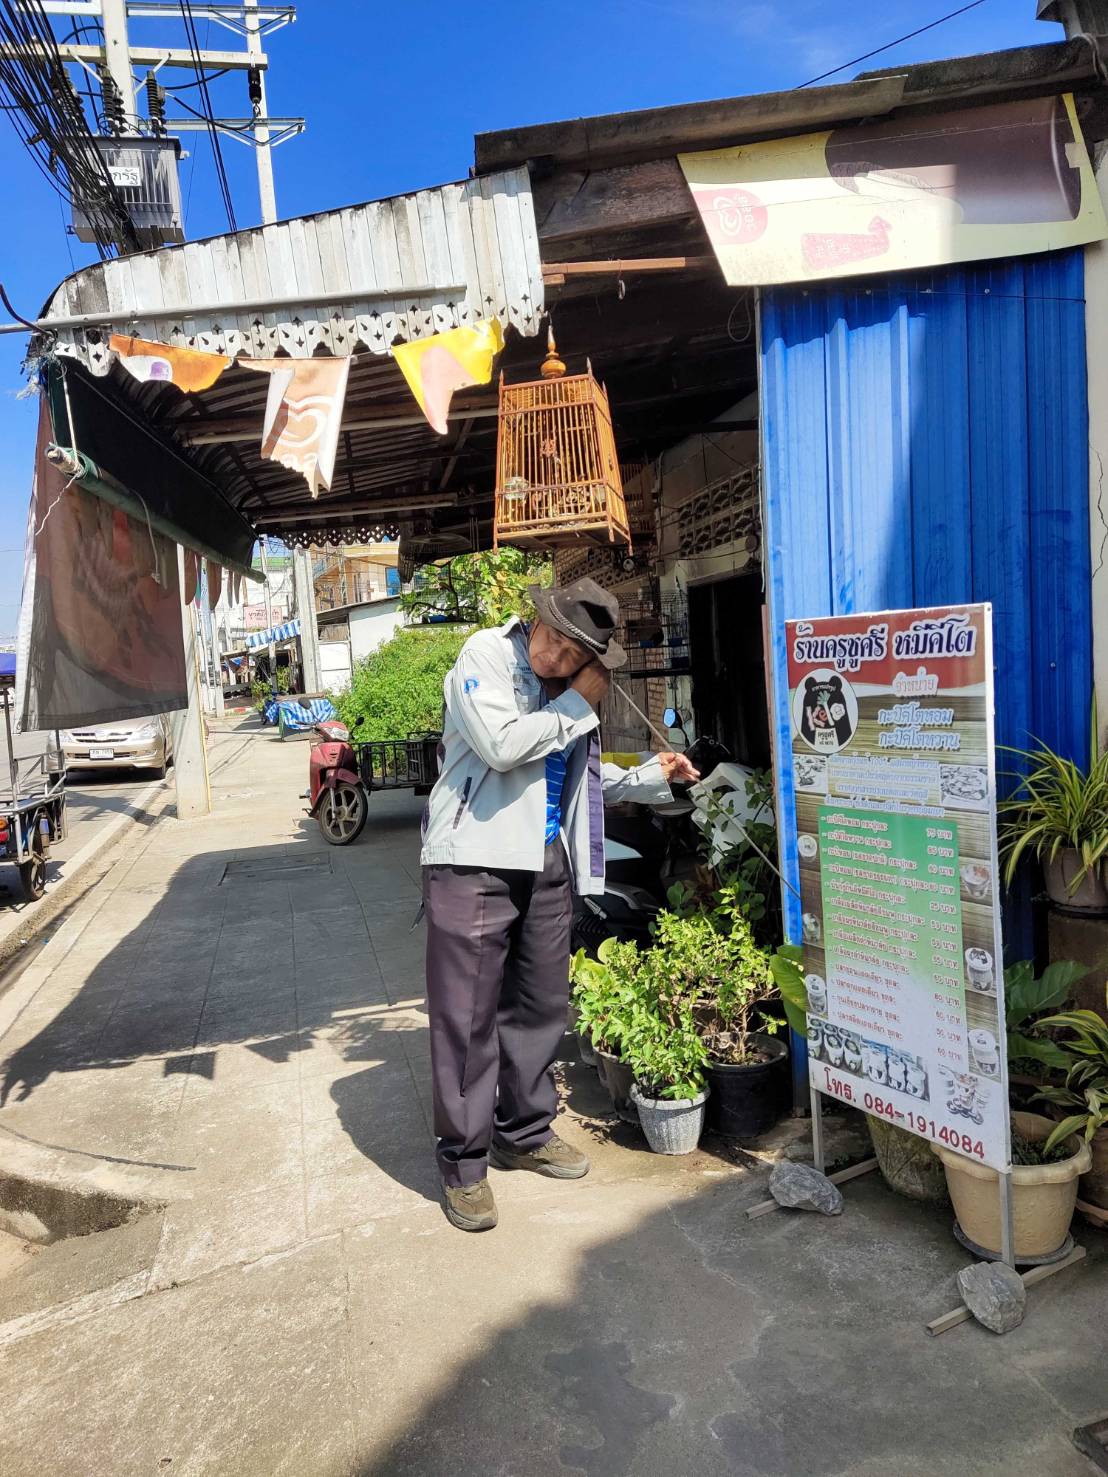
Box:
[1044,851,1108,914]
[931,1111,1091,1259]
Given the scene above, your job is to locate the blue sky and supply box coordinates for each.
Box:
[0,0,1055,637]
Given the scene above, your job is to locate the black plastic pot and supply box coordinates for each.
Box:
[705,1033,789,1140]
[597,1050,639,1124]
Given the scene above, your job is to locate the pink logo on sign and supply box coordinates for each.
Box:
[801,216,892,271]
[695,188,768,244]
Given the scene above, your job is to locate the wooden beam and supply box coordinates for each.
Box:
[542,255,715,284]
[926,1245,1087,1337]
[536,158,695,245]
[744,1157,879,1220]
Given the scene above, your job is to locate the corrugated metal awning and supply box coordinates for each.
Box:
[245,618,301,650]
[36,168,544,373]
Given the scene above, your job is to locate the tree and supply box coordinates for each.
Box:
[334,626,469,740]
[401,549,552,628]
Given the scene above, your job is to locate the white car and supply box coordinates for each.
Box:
[62,715,174,777]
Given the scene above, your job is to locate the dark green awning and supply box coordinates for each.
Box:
[46,359,260,580]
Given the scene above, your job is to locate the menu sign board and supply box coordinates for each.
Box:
[785,605,1009,1171]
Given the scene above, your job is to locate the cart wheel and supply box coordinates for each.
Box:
[317,782,368,845]
[19,832,46,902]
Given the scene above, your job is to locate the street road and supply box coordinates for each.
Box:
[0,728,163,906]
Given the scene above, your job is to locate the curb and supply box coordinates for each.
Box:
[0,724,259,971]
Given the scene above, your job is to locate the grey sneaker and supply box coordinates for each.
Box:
[441,1178,498,1232]
[489,1133,590,1180]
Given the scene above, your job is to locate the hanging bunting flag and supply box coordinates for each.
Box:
[183,549,199,606]
[239,356,352,498]
[392,318,504,435]
[207,561,222,610]
[110,334,231,393]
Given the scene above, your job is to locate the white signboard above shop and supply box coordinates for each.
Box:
[681,93,1107,286]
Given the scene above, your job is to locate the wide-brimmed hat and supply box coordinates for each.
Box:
[529,577,627,670]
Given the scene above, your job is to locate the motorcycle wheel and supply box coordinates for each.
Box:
[317,782,368,845]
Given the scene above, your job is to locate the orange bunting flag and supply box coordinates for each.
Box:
[240,357,352,498]
[110,334,231,393]
[392,318,505,435]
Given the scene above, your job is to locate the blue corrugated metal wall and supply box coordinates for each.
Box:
[761,249,1092,966]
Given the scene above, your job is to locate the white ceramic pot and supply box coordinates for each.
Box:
[931,1111,1091,1258]
[1044,852,1108,914]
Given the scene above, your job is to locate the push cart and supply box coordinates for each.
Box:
[0,659,67,902]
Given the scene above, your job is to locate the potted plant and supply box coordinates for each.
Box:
[623,951,709,1155]
[999,706,1108,912]
[574,928,710,1152]
[931,1110,1091,1259]
[656,895,789,1140]
[1033,987,1108,1211]
[570,939,637,1120]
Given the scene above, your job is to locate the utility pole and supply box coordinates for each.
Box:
[97,0,134,122]
[239,0,323,696]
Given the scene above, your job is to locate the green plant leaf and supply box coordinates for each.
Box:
[1007,1030,1073,1071]
[1043,1114,1092,1155]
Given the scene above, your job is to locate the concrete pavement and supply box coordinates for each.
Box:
[0,720,1104,1475]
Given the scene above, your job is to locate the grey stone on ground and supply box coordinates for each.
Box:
[769,1160,843,1215]
[957,1261,1027,1334]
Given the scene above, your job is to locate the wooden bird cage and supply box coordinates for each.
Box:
[494,332,631,551]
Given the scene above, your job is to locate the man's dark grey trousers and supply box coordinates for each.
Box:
[423,841,572,1186]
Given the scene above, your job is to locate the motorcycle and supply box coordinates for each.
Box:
[307,715,368,845]
[571,735,767,954]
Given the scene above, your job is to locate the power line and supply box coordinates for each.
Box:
[177,0,237,232]
[797,0,988,89]
[0,0,138,254]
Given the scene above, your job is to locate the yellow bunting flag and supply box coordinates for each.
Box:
[392,318,505,435]
[110,334,231,393]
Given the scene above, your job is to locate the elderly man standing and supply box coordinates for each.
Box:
[420,577,699,1231]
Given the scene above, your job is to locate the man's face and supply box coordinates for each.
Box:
[529,619,593,680]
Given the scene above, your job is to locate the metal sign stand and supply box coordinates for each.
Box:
[743,1082,1086,1335]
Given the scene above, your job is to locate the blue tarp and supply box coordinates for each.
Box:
[262,696,336,732]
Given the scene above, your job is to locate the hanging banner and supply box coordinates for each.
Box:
[392,318,504,435]
[785,604,1009,1171]
[681,93,1107,285]
[16,399,187,729]
[240,356,352,497]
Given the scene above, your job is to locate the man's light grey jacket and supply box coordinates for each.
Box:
[420,617,672,895]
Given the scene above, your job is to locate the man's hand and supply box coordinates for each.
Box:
[570,660,611,710]
[658,751,700,784]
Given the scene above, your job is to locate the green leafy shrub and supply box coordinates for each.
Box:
[1034,985,1108,1154]
[334,626,468,740]
[1004,958,1087,1075]
[570,896,778,1098]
